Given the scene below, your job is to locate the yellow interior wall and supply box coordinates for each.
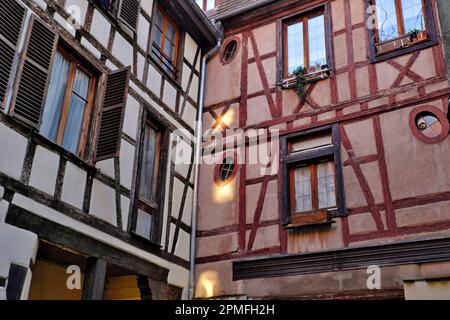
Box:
[29,260,83,300]
[104,275,141,300]
[404,280,450,300]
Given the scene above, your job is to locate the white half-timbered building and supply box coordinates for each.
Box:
[0,0,217,300]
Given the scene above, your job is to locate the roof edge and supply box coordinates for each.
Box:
[214,0,278,21]
[183,0,221,47]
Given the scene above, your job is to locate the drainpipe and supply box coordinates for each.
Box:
[188,41,221,300]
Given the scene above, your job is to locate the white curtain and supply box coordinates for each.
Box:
[139,125,158,202]
[62,69,90,154]
[40,52,70,142]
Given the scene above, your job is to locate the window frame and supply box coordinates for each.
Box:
[367,0,438,62]
[149,6,180,80]
[289,158,337,216]
[41,45,98,159]
[280,4,333,79]
[196,0,218,12]
[131,113,168,245]
[281,124,346,226]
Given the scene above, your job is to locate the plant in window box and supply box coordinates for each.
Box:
[307,62,324,74]
[409,29,427,42]
[292,66,308,101]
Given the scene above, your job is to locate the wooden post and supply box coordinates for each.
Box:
[82,257,107,300]
[6,264,28,300]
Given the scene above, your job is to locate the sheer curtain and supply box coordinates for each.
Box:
[139,125,158,202]
[40,52,70,142]
[62,69,90,154]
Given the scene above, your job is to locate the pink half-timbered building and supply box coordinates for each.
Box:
[195,0,450,299]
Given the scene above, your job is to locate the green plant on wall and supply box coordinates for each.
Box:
[293,66,308,101]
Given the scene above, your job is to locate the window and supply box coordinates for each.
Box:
[415,113,441,138]
[281,126,346,226]
[409,106,449,144]
[375,0,425,42]
[214,155,238,187]
[368,0,437,60]
[221,39,239,64]
[134,119,163,241]
[291,160,336,214]
[151,8,179,78]
[195,0,217,12]
[284,9,327,76]
[40,48,96,156]
[98,0,140,33]
[220,157,235,182]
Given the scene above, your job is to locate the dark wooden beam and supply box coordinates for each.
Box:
[6,205,170,282]
[82,257,107,300]
[0,171,188,269]
[233,236,450,280]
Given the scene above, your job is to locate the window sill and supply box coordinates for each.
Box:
[286,209,334,229]
[278,67,332,90]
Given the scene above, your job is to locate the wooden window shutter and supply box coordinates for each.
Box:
[11,17,58,128]
[0,0,26,109]
[117,0,140,32]
[95,67,130,161]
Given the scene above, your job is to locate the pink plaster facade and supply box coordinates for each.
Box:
[196,0,450,299]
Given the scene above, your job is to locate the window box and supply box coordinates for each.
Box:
[279,65,331,90]
[286,209,334,229]
[375,31,428,55]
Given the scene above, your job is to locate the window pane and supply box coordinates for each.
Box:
[402,0,425,32]
[308,14,326,68]
[317,161,336,209]
[206,0,215,10]
[139,124,158,202]
[287,22,304,74]
[164,41,175,62]
[167,22,176,41]
[62,69,90,154]
[135,209,153,240]
[294,166,312,213]
[40,52,70,142]
[153,26,163,47]
[376,0,399,41]
[155,10,163,29]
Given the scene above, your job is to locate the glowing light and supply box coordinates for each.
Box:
[213,183,234,203]
[213,109,235,132]
[196,271,219,298]
[220,109,235,128]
